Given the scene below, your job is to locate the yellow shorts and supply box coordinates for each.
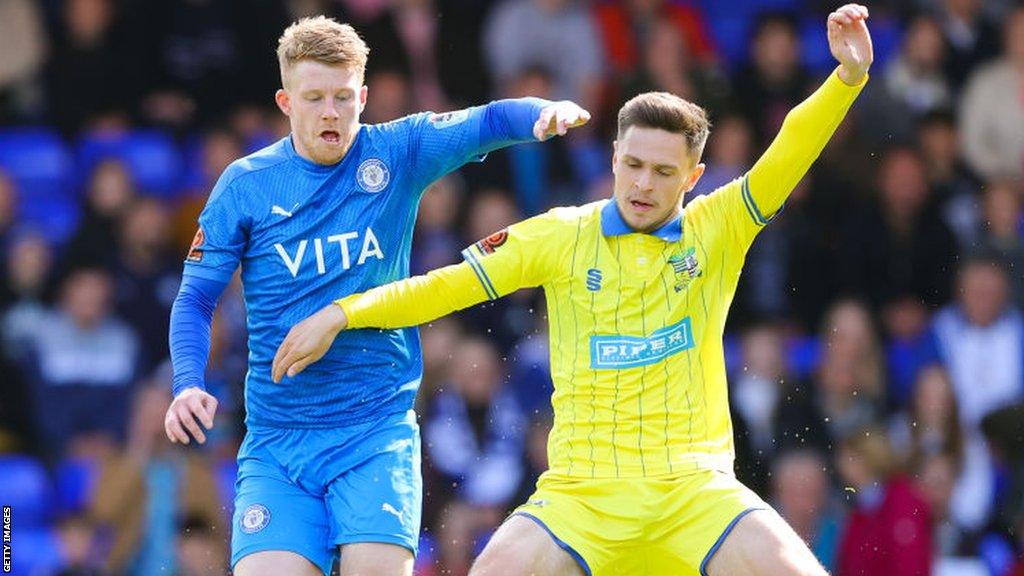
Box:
[513,469,767,576]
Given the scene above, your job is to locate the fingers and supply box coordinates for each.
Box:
[533,108,555,141]
[178,401,207,444]
[535,104,590,140]
[287,355,315,378]
[830,4,868,26]
[198,394,218,429]
[165,410,189,444]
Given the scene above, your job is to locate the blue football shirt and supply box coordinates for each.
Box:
[183,104,541,427]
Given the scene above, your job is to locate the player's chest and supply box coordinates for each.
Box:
[245,176,411,277]
[560,236,709,313]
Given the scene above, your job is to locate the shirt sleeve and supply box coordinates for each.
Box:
[182,172,250,283]
[408,98,550,187]
[337,209,566,328]
[169,274,228,396]
[703,68,867,250]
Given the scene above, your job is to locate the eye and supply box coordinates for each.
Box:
[307,95,322,102]
[337,93,352,101]
[657,169,674,177]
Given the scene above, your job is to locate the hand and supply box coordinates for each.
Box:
[164,387,218,445]
[828,4,873,85]
[533,101,591,141]
[272,303,348,383]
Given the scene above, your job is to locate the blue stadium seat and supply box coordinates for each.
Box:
[16,197,80,244]
[0,129,76,201]
[54,457,99,516]
[0,454,54,528]
[216,458,238,510]
[10,527,62,576]
[77,130,184,198]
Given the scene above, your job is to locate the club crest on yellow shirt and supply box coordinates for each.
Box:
[668,247,701,292]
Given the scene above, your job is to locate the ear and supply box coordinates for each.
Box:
[359,84,368,114]
[611,140,619,175]
[683,163,706,192]
[275,89,291,117]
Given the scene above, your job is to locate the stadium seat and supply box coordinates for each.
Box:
[77,129,184,198]
[54,456,99,516]
[0,454,54,528]
[9,527,63,576]
[0,129,76,200]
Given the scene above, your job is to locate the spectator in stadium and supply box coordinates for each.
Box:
[483,0,603,115]
[937,0,1002,91]
[889,364,964,471]
[836,425,932,576]
[862,14,951,144]
[614,18,730,131]
[780,300,885,451]
[425,337,526,576]
[916,110,981,248]
[1,233,53,361]
[63,159,137,271]
[692,114,752,197]
[733,12,811,147]
[24,267,138,459]
[730,322,793,495]
[975,180,1024,306]
[771,449,843,572]
[929,255,1023,536]
[0,0,45,123]
[840,147,957,310]
[959,6,1024,181]
[172,127,245,252]
[46,0,134,135]
[90,382,226,574]
[112,198,179,374]
[362,69,414,125]
[412,175,463,275]
[914,452,967,559]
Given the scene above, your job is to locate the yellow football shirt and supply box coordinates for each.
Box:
[338,68,866,480]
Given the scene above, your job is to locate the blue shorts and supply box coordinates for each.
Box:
[230,409,422,574]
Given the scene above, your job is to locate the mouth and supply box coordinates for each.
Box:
[320,130,341,145]
[629,198,655,213]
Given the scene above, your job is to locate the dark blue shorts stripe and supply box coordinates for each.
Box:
[514,512,593,576]
[700,507,765,576]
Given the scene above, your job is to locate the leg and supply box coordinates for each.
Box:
[704,509,827,576]
[470,515,586,576]
[231,429,336,576]
[338,542,413,576]
[235,551,322,576]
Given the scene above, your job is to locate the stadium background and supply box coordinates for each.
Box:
[0,0,1022,574]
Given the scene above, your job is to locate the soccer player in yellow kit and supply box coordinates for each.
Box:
[273,5,872,575]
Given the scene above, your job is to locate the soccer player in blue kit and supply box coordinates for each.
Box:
[163,16,589,576]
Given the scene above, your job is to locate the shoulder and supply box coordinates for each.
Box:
[212,138,291,201]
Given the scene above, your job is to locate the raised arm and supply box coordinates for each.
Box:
[747,4,872,218]
[271,261,488,382]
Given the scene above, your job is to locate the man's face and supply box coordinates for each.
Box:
[276,60,367,165]
[611,126,703,232]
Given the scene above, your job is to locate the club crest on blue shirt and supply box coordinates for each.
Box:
[357,158,390,193]
[240,504,271,534]
[428,109,469,128]
[668,247,701,292]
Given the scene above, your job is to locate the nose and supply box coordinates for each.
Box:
[322,99,340,120]
[635,170,653,192]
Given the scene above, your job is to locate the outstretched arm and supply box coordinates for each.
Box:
[747,4,872,218]
[271,261,489,382]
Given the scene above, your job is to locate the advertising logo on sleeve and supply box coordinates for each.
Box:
[186,227,205,262]
[357,158,390,193]
[474,229,508,255]
[428,109,469,129]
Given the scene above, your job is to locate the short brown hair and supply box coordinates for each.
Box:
[277,16,369,87]
[617,92,710,160]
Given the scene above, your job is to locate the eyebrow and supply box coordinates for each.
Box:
[622,154,679,171]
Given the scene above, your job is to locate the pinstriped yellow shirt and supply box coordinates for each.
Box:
[338,69,866,479]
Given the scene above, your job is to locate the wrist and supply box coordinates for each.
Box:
[837,63,868,86]
[329,302,349,333]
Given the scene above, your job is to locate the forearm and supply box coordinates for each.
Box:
[169,275,226,396]
[748,67,867,216]
[337,262,489,329]
[478,97,551,152]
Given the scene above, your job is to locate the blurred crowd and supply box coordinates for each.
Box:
[1,0,1024,574]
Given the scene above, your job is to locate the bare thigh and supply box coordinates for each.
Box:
[704,509,827,576]
[338,542,413,576]
[234,550,322,576]
[469,515,585,576]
